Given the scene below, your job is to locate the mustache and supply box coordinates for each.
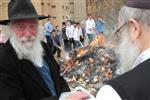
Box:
[20,36,36,43]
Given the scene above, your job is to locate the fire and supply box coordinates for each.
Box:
[90,34,105,47]
[77,49,88,57]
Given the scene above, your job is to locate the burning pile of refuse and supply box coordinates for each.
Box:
[60,37,120,96]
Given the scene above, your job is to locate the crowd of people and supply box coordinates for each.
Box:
[43,14,105,58]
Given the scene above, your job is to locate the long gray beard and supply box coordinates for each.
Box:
[117,31,140,74]
[10,32,44,67]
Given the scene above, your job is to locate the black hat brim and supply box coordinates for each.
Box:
[0,15,49,25]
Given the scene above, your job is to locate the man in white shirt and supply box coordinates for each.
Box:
[85,14,96,43]
[65,0,150,100]
[74,22,83,48]
[66,21,75,51]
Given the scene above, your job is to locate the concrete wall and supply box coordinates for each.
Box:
[0,0,87,27]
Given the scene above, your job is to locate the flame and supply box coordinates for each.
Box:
[77,49,88,57]
[90,37,99,47]
[90,34,105,47]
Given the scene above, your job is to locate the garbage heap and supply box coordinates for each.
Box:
[60,37,120,96]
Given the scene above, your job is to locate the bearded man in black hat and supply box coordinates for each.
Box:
[65,0,150,100]
[0,0,70,100]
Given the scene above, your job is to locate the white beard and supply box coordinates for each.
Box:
[10,30,44,67]
[117,31,140,73]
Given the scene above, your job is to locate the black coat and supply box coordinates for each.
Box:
[0,40,70,100]
[107,58,150,100]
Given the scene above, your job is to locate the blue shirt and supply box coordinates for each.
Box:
[96,20,105,33]
[36,60,57,96]
[44,22,54,36]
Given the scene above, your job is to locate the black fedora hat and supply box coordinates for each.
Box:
[0,0,49,25]
[125,0,150,9]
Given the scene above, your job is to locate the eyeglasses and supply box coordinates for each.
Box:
[114,22,127,38]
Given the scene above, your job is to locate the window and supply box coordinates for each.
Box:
[52,5,56,8]
[66,6,69,10]
[70,2,74,5]
[62,5,64,9]
[48,3,50,5]
[52,16,57,19]
[70,11,74,14]
[41,2,44,6]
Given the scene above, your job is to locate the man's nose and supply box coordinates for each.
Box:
[23,28,32,37]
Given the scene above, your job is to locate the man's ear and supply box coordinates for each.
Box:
[128,18,141,41]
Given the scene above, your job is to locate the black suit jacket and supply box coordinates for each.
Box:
[0,40,70,100]
[107,58,150,100]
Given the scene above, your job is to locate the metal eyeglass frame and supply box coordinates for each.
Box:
[114,22,128,37]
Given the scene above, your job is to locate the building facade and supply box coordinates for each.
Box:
[40,0,86,26]
[0,0,86,27]
[0,0,8,21]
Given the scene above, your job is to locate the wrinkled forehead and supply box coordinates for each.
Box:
[11,18,38,25]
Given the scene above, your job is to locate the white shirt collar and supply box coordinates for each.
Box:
[132,48,150,68]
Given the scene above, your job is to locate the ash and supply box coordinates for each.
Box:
[59,45,120,96]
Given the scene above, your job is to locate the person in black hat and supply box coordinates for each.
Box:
[65,0,150,100]
[96,0,150,100]
[0,0,70,100]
